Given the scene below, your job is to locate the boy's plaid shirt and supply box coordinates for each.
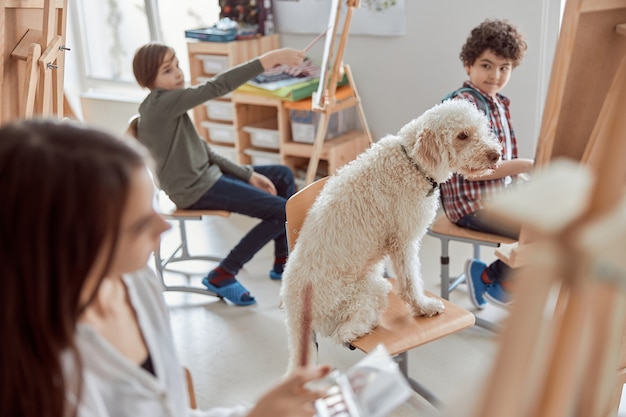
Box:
[440,82,519,223]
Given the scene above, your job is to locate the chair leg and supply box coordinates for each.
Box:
[436,236,502,333]
[440,237,451,300]
[395,351,442,408]
[474,317,502,333]
[473,242,481,259]
[179,219,191,258]
[153,236,167,290]
[154,217,221,297]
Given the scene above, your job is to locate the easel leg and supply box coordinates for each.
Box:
[305,111,331,185]
[344,65,373,144]
[22,43,41,119]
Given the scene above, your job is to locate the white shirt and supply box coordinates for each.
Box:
[63,268,249,417]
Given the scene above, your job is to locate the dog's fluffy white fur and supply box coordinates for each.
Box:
[280,99,502,370]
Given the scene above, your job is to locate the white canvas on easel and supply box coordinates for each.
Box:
[303,0,372,185]
[313,0,339,111]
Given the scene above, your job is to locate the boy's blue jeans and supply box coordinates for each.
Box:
[186,165,295,275]
[456,210,519,283]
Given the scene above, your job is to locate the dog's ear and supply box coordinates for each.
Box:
[414,128,443,170]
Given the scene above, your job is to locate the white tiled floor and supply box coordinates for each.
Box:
[157,212,626,416]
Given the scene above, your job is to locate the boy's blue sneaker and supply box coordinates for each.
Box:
[269,270,282,280]
[485,282,512,308]
[464,259,488,309]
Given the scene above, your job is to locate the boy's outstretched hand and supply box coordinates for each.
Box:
[246,365,332,417]
[259,48,305,70]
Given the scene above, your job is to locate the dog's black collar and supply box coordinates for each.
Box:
[401,145,439,197]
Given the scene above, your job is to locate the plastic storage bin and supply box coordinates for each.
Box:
[289,108,354,144]
[204,100,234,122]
[195,54,230,74]
[201,121,236,144]
[244,148,281,165]
[209,144,238,162]
[242,119,280,150]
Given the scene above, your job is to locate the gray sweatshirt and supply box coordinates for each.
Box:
[138,59,265,208]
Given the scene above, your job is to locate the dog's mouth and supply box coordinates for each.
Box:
[460,163,498,179]
[460,148,501,178]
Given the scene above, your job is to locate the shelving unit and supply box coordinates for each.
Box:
[187,36,369,185]
[230,93,287,165]
[232,90,369,185]
[187,35,280,155]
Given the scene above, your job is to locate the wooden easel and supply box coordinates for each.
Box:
[1,0,68,124]
[470,1,626,416]
[304,0,373,185]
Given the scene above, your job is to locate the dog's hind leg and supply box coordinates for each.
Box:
[389,243,444,317]
[333,276,392,344]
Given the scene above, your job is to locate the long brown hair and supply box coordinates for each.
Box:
[0,119,146,417]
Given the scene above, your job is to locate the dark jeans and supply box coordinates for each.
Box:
[186,165,295,274]
[456,210,519,283]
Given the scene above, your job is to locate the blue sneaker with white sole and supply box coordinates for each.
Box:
[269,270,282,280]
[464,259,488,309]
[485,282,512,308]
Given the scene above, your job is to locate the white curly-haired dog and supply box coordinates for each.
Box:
[280,99,502,370]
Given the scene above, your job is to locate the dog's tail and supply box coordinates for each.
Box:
[297,283,313,367]
[285,281,318,372]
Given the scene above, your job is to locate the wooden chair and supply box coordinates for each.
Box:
[427,214,517,332]
[127,115,230,297]
[285,176,475,407]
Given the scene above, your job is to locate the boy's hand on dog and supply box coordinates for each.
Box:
[249,172,277,195]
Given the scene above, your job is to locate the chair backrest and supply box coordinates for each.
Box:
[285,177,329,252]
[126,114,140,139]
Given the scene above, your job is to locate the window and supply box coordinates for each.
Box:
[70,0,220,89]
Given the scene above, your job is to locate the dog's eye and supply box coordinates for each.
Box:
[457,132,469,140]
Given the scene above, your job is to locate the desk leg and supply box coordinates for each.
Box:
[395,351,442,408]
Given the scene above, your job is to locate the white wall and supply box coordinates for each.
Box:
[279,0,562,159]
[65,1,562,157]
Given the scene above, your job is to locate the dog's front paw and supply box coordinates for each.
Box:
[412,296,445,317]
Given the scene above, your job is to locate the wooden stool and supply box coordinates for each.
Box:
[426,214,516,332]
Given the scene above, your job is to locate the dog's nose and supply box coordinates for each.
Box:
[487,151,500,163]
